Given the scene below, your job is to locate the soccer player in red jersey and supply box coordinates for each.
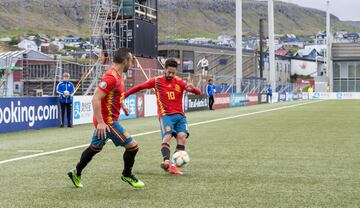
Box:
[125,58,201,175]
[68,49,144,188]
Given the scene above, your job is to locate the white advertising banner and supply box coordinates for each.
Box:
[335,92,360,99]
[144,94,158,117]
[301,93,309,100]
[272,93,279,103]
[309,92,360,100]
[73,96,93,125]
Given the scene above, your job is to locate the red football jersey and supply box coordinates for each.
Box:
[125,75,201,117]
[93,67,125,126]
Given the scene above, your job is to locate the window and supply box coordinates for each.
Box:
[182,51,194,73]
[341,80,348,92]
[333,63,340,78]
[37,66,41,78]
[356,80,360,92]
[356,63,360,78]
[41,65,44,77]
[31,65,35,78]
[349,63,356,78]
[333,80,341,92]
[168,50,180,58]
[348,80,356,92]
[340,63,348,78]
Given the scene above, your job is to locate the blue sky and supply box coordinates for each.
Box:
[279,0,360,21]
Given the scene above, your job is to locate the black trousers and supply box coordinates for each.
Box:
[60,103,72,126]
[209,95,214,110]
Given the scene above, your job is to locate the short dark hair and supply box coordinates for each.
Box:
[208,79,213,82]
[113,48,131,64]
[165,58,178,69]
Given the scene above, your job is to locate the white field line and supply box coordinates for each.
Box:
[0,100,324,165]
[17,150,44,153]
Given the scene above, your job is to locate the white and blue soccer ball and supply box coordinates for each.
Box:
[172,151,190,168]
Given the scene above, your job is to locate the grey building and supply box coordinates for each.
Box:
[332,43,360,92]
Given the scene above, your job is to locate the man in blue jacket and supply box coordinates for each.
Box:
[267,85,273,103]
[206,79,216,110]
[57,72,75,127]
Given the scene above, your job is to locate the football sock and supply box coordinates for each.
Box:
[161,143,171,161]
[175,144,185,152]
[76,145,101,176]
[122,145,139,177]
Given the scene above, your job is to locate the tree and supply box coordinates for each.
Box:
[49,44,59,54]
[34,38,42,47]
[9,37,20,45]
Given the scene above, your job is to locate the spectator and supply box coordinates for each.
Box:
[308,85,314,93]
[206,79,216,110]
[267,85,273,103]
[57,72,74,128]
[197,56,209,79]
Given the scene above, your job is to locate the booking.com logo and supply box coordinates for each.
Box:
[0,101,58,127]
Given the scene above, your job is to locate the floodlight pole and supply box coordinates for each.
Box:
[326,0,332,92]
[268,0,276,90]
[259,18,265,78]
[236,0,243,93]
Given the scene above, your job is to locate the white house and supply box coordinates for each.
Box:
[290,58,325,78]
[189,37,212,45]
[17,39,38,51]
[27,36,36,41]
[50,40,65,50]
[217,35,234,46]
[282,41,304,48]
[0,37,11,42]
[304,44,326,55]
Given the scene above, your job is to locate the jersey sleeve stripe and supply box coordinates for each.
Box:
[155,78,166,116]
[106,90,114,124]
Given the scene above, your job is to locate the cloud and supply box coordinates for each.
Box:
[279,0,360,21]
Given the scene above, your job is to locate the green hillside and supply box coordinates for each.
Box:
[0,0,359,40]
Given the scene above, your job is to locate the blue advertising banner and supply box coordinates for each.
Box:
[230,93,247,107]
[0,97,60,133]
[119,95,137,120]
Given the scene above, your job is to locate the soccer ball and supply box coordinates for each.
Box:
[172,151,190,167]
[64,90,69,96]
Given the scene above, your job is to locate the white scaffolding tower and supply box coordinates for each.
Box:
[89,0,125,63]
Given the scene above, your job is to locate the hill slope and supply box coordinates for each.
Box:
[0,0,359,39]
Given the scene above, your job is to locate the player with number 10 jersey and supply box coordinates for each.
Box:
[125,58,201,175]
